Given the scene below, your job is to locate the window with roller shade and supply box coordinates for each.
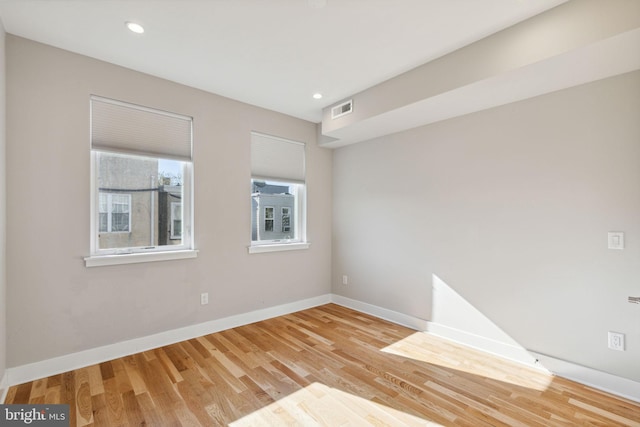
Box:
[89,95,193,257]
[250,132,306,248]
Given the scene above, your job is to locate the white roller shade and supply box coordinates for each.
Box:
[91,96,192,161]
[251,132,305,183]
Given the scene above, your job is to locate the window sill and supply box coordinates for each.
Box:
[248,242,310,254]
[85,249,198,267]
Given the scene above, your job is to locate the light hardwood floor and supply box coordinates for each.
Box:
[5,304,640,426]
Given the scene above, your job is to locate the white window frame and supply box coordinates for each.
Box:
[85,96,196,267]
[99,192,132,233]
[88,152,195,260]
[249,178,308,253]
[249,132,309,254]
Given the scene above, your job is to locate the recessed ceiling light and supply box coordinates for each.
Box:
[125,21,145,34]
[313,93,323,100]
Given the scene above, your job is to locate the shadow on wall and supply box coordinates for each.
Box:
[428,274,539,367]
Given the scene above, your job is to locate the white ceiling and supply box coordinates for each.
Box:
[0,0,568,123]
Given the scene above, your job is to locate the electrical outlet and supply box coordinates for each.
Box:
[200,292,209,305]
[608,331,625,351]
[342,275,349,285]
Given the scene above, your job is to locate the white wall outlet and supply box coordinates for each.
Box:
[200,292,209,305]
[608,232,624,250]
[342,275,349,285]
[608,331,625,351]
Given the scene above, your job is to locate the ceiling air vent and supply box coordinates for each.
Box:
[331,99,353,119]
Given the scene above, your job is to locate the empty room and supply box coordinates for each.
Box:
[0,0,639,425]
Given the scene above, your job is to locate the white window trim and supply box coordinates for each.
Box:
[87,151,195,266]
[85,249,198,267]
[250,131,307,253]
[248,243,310,254]
[250,180,307,253]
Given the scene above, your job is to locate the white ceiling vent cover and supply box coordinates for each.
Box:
[331,99,353,119]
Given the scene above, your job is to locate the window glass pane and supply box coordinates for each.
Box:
[172,220,182,238]
[171,203,182,220]
[99,193,108,213]
[251,179,298,243]
[265,207,274,219]
[112,194,130,213]
[170,202,182,239]
[282,207,290,232]
[111,213,130,232]
[96,152,186,250]
[264,207,274,231]
[97,193,130,233]
[99,213,108,232]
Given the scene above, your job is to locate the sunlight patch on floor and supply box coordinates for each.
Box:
[382,331,553,392]
[229,382,443,426]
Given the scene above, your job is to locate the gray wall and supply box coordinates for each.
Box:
[333,71,640,381]
[0,20,7,392]
[6,36,332,367]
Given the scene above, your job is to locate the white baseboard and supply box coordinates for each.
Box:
[5,294,639,404]
[530,351,640,403]
[330,296,639,403]
[425,321,540,368]
[331,296,537,367]
[330,295,429,330]
[6,294,332,387]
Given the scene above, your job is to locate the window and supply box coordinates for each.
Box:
[264,207,274,232]
[250,132,307,252]
[170,202,182,239]
[99,193,131,233]
[87,96,194,264]
[281,207,291,232]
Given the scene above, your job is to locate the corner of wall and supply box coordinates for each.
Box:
[530,351,640,403]
[4,294,332,386]
[0,15,7,403]
[0,373,8,403]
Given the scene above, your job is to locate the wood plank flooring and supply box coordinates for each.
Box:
[5,304,640,426]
